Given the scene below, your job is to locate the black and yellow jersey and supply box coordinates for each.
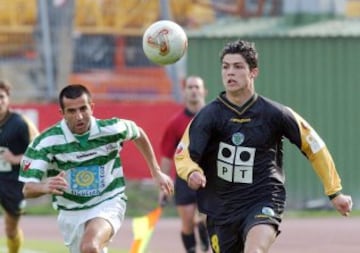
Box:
[0,111,38,181]
[175,92,341,224]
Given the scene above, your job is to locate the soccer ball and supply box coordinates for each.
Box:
[142,20,188,65]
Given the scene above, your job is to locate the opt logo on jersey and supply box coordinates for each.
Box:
[217,142,255,183]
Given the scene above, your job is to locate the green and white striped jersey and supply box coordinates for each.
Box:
[19,116,140,211]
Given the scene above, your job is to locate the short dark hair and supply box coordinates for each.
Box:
[220,40,258,70]
[59,84,92,110]
[0,80,12,95]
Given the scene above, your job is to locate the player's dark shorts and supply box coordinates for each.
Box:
[0,179,25,216]
[207,203,282,253]
[174,175,197,205]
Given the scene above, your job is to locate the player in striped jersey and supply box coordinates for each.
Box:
[175,40,353,253]
[0,80,39,253]
[19,84,174,253]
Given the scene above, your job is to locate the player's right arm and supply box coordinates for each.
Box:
[23,171,68,198]
[174,124,206,190]
[19,130,67,198]
[175,105,215,190]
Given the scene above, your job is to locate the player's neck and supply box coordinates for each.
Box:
[226,90,254,107]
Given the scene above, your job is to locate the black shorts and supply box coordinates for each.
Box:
[207,204,282,253]
[174,175,197,205]
[0,179,25,216]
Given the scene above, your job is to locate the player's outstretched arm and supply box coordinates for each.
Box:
[330,193,353,217]
[133,127,174,196]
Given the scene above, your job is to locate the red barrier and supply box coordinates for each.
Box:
[13,101,182,179]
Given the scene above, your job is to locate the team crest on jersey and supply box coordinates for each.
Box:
[22,160,31,171]
[70,165,105,197]
[231,132,244,146]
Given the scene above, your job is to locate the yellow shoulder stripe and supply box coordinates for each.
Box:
[174,124,204,181]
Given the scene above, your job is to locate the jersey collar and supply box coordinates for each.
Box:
[217,92,258,116]
[60,116,100,143]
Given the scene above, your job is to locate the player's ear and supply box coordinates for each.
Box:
[251,68,259,78]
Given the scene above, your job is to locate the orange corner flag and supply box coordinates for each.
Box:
[130,207,163,253]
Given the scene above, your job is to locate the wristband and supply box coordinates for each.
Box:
[328,191,341,200]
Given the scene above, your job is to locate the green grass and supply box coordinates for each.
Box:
[22,180,177,217]
[5,180,358,221]
[4,180,358,219]
[4,180,358,253]
[0,238,127,253]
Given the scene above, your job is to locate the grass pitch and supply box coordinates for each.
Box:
[0,238,127,253]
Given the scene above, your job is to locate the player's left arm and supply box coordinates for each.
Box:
[283,108,352,215]
[133,127,174,196]
[285,108,341,195]
[285,108,353,216]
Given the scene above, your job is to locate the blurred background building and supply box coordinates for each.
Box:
[1,0,358,103]
[0,0,359,209]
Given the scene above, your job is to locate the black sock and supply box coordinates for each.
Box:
[198,221,210,251]
[181,232,196,253]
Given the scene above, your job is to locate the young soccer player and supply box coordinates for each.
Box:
[19,84,174,253]
[175,40,352,253]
